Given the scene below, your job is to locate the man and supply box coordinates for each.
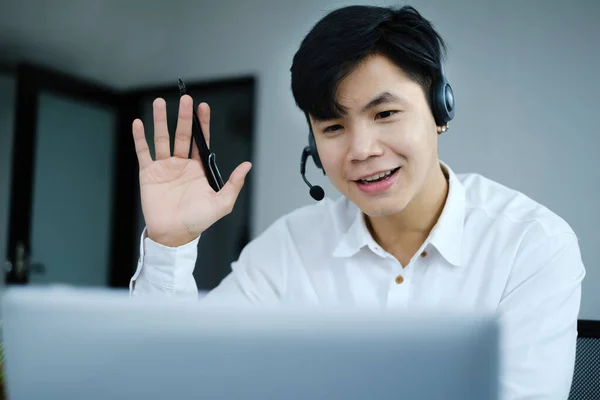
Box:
[129,5,585,399]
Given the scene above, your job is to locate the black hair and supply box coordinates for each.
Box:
[290,5,447,122]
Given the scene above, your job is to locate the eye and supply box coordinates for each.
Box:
[375,110,398,119]
[323,124,343,133]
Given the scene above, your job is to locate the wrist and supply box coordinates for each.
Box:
[146,231,199,248]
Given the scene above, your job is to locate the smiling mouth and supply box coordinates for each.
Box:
[356,167,401,184]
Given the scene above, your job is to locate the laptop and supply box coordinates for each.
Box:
[1,285,500,399]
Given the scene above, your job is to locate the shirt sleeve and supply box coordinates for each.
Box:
[129,222,288,306]
[497,228,586,400]
[129,228,201,301]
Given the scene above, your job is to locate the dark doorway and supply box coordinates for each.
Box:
[123,77,255,291]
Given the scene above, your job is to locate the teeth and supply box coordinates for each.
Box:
[361,169,394,182]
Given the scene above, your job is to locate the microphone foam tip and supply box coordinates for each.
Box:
[310,186,325,201]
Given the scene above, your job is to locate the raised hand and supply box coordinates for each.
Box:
[132,95,252,247]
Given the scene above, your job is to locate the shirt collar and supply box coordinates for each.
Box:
[332,200,376,258]
[428,161,465,267]
[332,161,465,267]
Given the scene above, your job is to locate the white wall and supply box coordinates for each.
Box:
[1,0,598,319]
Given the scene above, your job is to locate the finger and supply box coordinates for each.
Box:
[153,98,171,160]
[173,95,193,158]
[217,162,252,215]
[197,102,211,148]
[190,138,201,163]
[132,119,152,169]
[188,138,206,178]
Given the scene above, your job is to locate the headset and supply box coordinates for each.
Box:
[300,59,455,201]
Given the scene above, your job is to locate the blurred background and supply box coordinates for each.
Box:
[0,0,598,320]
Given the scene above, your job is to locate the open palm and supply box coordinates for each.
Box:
[132,95,252,247]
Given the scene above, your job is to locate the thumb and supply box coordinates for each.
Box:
[217,161,252,214]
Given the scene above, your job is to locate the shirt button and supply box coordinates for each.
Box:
[395,275,404,284]
[420,251,427,257]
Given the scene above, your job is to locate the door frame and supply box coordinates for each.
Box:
[5,62,256,288]
[5,63,121,284]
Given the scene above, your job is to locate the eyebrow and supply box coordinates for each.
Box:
[360,92,405,113]
[311,91,405,124]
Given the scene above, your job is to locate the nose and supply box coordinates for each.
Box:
[347,128,384,162]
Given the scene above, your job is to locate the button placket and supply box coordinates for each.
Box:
[387,257,413,308]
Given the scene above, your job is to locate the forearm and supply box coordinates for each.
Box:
[129,228,284,306]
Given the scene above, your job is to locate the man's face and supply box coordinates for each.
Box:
[310,54,441,217]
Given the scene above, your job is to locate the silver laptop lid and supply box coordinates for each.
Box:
[2,286,500,400]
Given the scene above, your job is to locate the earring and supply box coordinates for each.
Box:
[437,124,449,134]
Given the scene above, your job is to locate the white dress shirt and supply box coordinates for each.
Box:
[130,162,586,400]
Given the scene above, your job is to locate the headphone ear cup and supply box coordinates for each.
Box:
[431,74,455,126]
[308,130,324,170]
